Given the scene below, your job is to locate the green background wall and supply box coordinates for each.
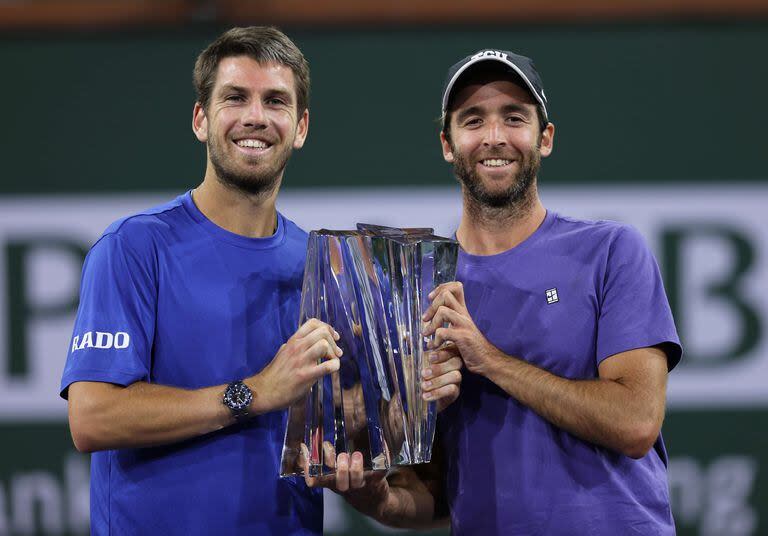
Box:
[1,23,766,194]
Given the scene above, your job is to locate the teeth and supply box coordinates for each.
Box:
[237,139,268,148]
[482,159,511,167]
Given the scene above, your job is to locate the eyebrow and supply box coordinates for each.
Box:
[217,84,249,95]
[455,102,532,123]
[501,103,532,116]
[216,84,294,103]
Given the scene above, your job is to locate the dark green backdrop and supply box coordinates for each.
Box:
[1,23,766,194]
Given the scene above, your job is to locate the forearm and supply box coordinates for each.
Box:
[68,380,235,452]
[482,349,663,458]
[423,283,667,458]
[67,320,343,453]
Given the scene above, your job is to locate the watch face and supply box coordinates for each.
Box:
[225,381,252,411]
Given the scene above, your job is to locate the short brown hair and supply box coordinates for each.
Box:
[193,26,310,113]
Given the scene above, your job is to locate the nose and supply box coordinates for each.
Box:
[483,118,506,147]
[242,100,268,129]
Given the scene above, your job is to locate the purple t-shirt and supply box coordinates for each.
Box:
[439,211,682,535]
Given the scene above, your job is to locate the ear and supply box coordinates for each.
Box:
[292,109,309,149]
[440,131,454,163]
[539,122,555,158]
[192,102,208,143]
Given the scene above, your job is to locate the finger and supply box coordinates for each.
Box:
[423,383,459,402]
[439,281,466,309]
[335,452,350,493]
[427,281,464,303]
[424,306,463,337]
[295,318,340,341]
[348,451,365,489]
[430,326,455,349]
[422,284,453,322]
[295,317,324,337]
[302,326,343,358]
[438,289,465,314]
[306,338,342,365]
[306,354,341,381]
[303,443,339,489]
[421,357,464,381]
[426,282,456,301]
[302,443,316,488]
[422,305,468,338]
[422,293,441,322]
[323,441,337,470]
[422,369,461,393]
[423,286,465,322]
[423,356,463,381]
[427,346,460,365]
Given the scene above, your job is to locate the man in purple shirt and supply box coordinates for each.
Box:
[320,49,682,535]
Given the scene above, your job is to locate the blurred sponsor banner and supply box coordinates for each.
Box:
[0,184,765,535]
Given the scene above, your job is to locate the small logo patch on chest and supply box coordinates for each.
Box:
[545,288,559,304]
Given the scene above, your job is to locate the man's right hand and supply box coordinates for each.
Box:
[249,318,342,413]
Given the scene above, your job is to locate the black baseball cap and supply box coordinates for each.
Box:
[441,49,549,123]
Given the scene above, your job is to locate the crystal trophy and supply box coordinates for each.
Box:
[280,224,458,477]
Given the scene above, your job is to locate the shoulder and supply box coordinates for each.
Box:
[549,212,647,252]
[94,194,188,254]
[550,212,634,239]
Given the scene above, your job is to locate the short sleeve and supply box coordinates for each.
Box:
[60,232,157,398]
[596,225,682,370]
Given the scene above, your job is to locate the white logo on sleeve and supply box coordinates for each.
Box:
[71,331,131,352]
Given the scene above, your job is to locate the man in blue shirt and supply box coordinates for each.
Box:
[61,27,461,535]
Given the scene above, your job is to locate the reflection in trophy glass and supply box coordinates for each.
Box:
[280,224,458,477]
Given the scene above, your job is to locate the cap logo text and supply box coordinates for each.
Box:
[472,50,508,61]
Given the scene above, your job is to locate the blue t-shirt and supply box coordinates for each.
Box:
[439,211,682,535]
[60,192,322,535]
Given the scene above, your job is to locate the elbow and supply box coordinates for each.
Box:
[67,385,112,453]
[70,429,97,454]
[69,408,101,453]
[620,421,661,459]
[622,443,652,460]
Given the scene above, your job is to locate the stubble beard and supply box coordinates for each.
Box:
[208,133,293,198]
[452,142,541,222]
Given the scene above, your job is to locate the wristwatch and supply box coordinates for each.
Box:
[223,380,253,421]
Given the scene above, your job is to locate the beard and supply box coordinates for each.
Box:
[208,133,293,197]
[452,142,541,211]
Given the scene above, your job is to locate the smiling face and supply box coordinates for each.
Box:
[441,77,554,210]
[193,55,308,196]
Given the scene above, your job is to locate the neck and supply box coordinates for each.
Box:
[456,186,547,256]
[192,171,280,238]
